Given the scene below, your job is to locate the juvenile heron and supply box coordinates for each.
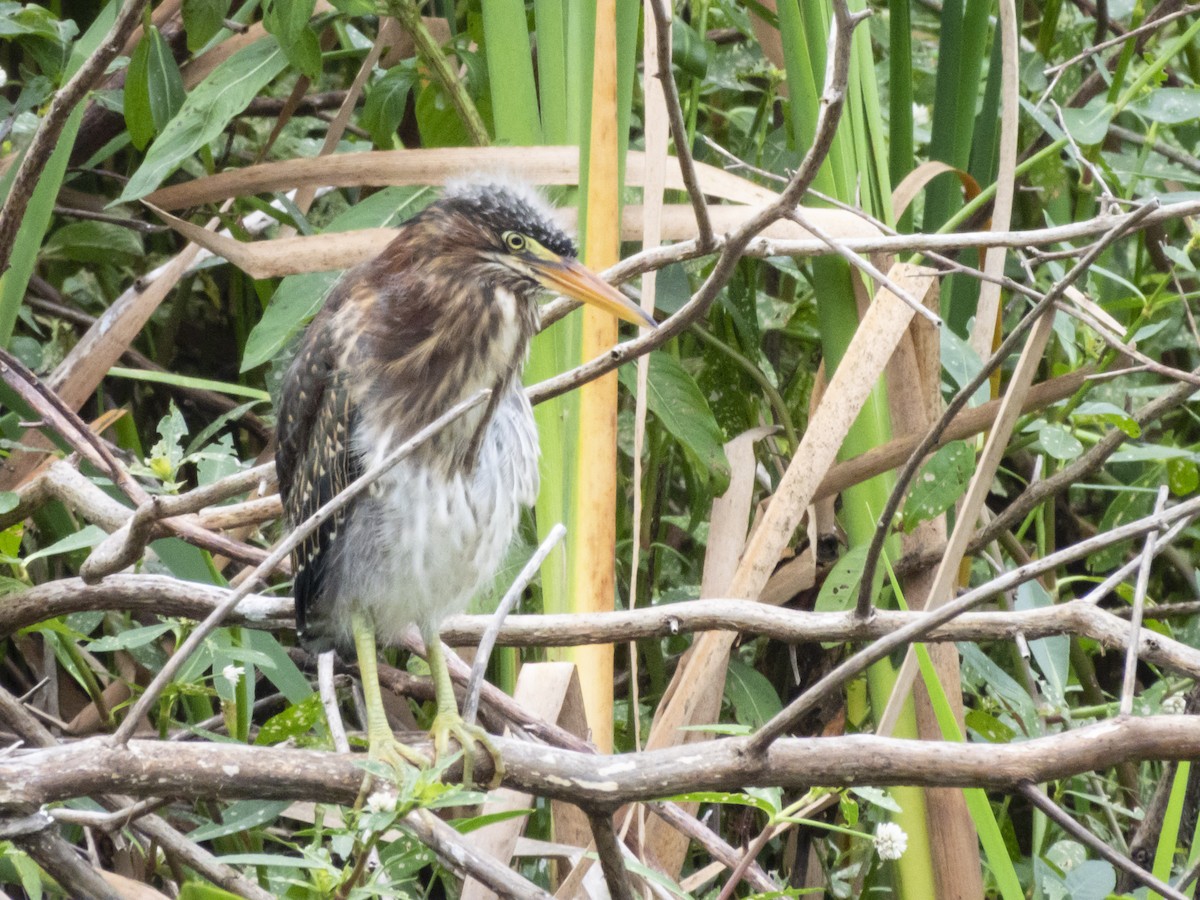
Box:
[276,180,652,784]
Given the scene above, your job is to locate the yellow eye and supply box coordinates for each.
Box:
[504,232,526,252]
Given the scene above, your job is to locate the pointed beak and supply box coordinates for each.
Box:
[532,257,657,328]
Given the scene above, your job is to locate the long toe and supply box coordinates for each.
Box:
[430,713,504,788]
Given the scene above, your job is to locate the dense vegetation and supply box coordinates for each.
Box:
[1,0,1199,897]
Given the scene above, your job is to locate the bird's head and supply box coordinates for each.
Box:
[416,179,656,328]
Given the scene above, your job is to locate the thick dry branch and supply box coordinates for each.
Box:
[0,575,291,639]
[5,577,1197,680]
[4,718,1200,810]
[442,599,1200,678]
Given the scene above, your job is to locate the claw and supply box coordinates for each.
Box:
[429,711,505,789]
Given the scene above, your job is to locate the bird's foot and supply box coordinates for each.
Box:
[360,732,428,791]
[429,711,504,789]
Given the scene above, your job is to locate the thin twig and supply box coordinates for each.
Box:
[748,494,1200,752]
[112,389,492,745]
[853,198,1160,617]
[647,0,714,250]
[587,811,637,900]
[1120,485,1169,716]
[1043,4,1200,75]
[384,0,489,146]
[785,208,941,325]
[1018,782,1187,900]
[462,523,566,726]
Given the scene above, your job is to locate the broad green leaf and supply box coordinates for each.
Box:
[1127,88,1200,125]
[182,0,231,52]
[87,623,175,653]
[1063,860,1116,900]
[724,656,782,729]
[188,800,292,842]
[617,351,731,490]
[263,0,321,79]
[670,791,777,815]
[0,492,17,515]
[43,221,143,266]
[849,786,903,813]
[124,26,185,150]
[124,30,155,150]
[0,103,84,347]
[903,440,973,530]
[254,693,324,746]
[120,39,289,202]
[1089,486,1153,572]
[1060,98,1114,146]
[1035,422,1083,461]
[1071,401,1140,438]
[0,5,78,81]
[23,524,106,564]
[1168,457,1199,496]
[1107,443,1194,462]
[362,66,417,147]
[1016,581,1068,706]
[814,544,868,615]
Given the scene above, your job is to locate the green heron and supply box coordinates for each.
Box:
[276,180,652,784]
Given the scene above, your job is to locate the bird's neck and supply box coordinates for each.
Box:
[356,284,539,476]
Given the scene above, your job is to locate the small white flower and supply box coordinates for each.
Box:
[1163,694,1187,715]
[874,822,908,861]
[911,103,931,129]
[366,788,398,815]
[0,68,7,89]
[221,664,244,686]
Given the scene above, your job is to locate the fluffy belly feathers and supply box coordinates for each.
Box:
[318,388,539,650]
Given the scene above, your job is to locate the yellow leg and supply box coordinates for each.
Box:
[424,626,505,789]
[352,611,427,774]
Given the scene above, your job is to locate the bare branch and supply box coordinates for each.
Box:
[6,719,1200,809]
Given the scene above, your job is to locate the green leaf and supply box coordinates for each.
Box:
[23,524,106,564]
[0,103,84,347]
[903,440,973,531]
[814,544,868,615]
[1016,581,1068,706]
[1127,88,1200,125]
[362,66,417,147]
[617,351,730,490]
[254,693,324,745]
[43,221,143,266]
[120,39,289,202]
[188,800,292,843]
[1035,422,1083,461]
[87,623,175,653]
[181,0,231,52]
[1071,401,1140,438]
[1168,457,1199,496]
[0,5,78,81]
[263,0,321,79]
[848,786,903,813]
[1063,860,1116,900]
[1060,98,1114,146]
[0,492,17,515]
[724,656,782,729]
[124,30,155,150]
[669,791,777,816]
[124,26,185,150]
